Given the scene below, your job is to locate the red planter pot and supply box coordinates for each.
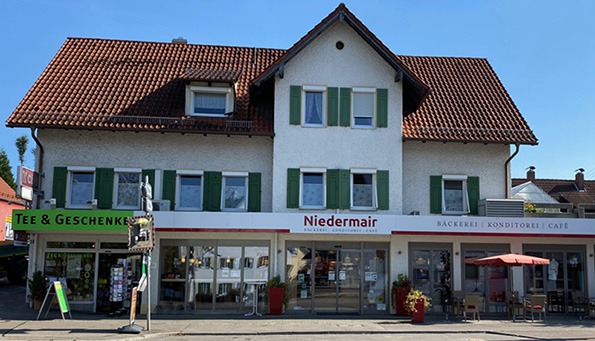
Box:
[395,288,410,316]
[268,287,284,315]
[410,299,425,324]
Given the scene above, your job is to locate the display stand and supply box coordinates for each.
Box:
[36,281,72,320]
[244,281,266,316]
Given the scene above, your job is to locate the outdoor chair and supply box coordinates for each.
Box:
[452,290,465,318]
[463,294,482,321]
[523,294,546,322]
[506,291,523,321]
[570,291,588,318]
[547,291,563,313]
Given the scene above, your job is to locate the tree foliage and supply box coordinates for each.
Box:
[0,149,15,189]
[15,135,28,166]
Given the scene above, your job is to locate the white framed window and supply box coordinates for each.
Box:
[222,172,248,211]
[177,170,203,210]
[66,166,95,208]
[300,168,326,209]
[352,87,375,128]
[302,85,326,127]
[351,169,376,210]
[113,168,141,209]
[187,85,233,117]
[442,175,469,215]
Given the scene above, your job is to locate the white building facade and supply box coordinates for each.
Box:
[9,4,595,317]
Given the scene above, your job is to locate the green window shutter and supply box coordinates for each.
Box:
[327,87,339,126]
[162,170,176,211]
[467,176,480,215]
[286,168,300,208]
[52,167,67,208]
[326,169,339,209]
[377,170,389,210]
[141,169,155,188]
[339,87,351,127]
[290,85,302,125]
[95,168,114,209]
[339,169,350,209]
[248,172,261,212]
[376,88,388,128]
[204,171,222,211]
[430,176,443,214]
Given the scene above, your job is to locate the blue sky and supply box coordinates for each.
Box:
[1,0,594,180]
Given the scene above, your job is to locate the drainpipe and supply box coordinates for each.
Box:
[30,127,44,209]
[504,144,520,199]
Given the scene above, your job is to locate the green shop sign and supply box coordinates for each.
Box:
[12,209,134,232]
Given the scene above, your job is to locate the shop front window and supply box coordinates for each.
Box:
[44,252,95,302]
[159,245,187,310]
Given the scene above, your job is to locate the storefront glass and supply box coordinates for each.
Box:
[158,240,269,314]
[44,252,95,302]
[524,246,585,313]
[410,244,451,313]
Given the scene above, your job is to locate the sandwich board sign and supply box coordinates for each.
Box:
[36,281,72,320]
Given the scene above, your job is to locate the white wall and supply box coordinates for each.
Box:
[272,21,404,214]
[402,141,509,215]
[37,129,274,211]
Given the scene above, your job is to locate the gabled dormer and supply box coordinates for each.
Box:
[181,68,240,118]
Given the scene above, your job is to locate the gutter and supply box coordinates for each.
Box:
[30,127,44,209]
[504,143,520,198]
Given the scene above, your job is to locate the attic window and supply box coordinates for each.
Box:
[186,85,234,117]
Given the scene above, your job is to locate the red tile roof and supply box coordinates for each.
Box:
[0,177,19,203]
[6,4,537,145]
[512,178,595,207]
[7,39,285,135]
[399,56,537,144]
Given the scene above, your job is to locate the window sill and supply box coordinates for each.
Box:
[189,113,228,118]
[299,206,326,210]
[351,125,375,129]
[351,207,377,211]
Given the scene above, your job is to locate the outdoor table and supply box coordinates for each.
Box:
[244,281,266,316]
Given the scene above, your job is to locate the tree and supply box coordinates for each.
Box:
[0,149,15,189]
[15,135,28,166]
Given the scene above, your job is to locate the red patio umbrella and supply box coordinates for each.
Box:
[474,253,550,267]
[473,253,549,321]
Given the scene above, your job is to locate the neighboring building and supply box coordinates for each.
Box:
[513,167,595,217]
[7,4,593,316]
[0,177,27,284]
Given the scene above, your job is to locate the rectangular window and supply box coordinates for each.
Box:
[352,171,376,209]
[302,85,326,126]
[67,169,94,208]
[223,176,247,211]
[352,88,375,127]
[178,174,202,210]
[114,171,140,209]
[188,85,233,117]
[301,170,325,208]
[443,176,469,214]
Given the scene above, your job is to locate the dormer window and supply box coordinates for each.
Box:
[186,84,234,117]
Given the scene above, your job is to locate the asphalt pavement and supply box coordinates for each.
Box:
[1,283,594,340]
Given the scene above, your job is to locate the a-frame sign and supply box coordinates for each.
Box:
[36,281,72,320]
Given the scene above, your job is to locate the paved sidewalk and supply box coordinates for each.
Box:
[2,309,595,340]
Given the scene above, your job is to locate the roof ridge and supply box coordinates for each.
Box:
[64,37,287,53]
[398,55,488,61]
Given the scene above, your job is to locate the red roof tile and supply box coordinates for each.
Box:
[0,177,19,202]
[7,38,285,135]
[7,5,537,144]
[398,56,537,144]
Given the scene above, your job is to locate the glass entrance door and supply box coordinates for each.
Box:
[411,248,452,313]
[314,248,361,313]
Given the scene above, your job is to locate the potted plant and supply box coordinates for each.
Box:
[405,289,431,324]
[391,273,411,316]
[28,270,47,310]
[266,275,288,315]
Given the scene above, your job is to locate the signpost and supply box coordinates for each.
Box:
[16,166,40,201]
[120,176,154,334]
